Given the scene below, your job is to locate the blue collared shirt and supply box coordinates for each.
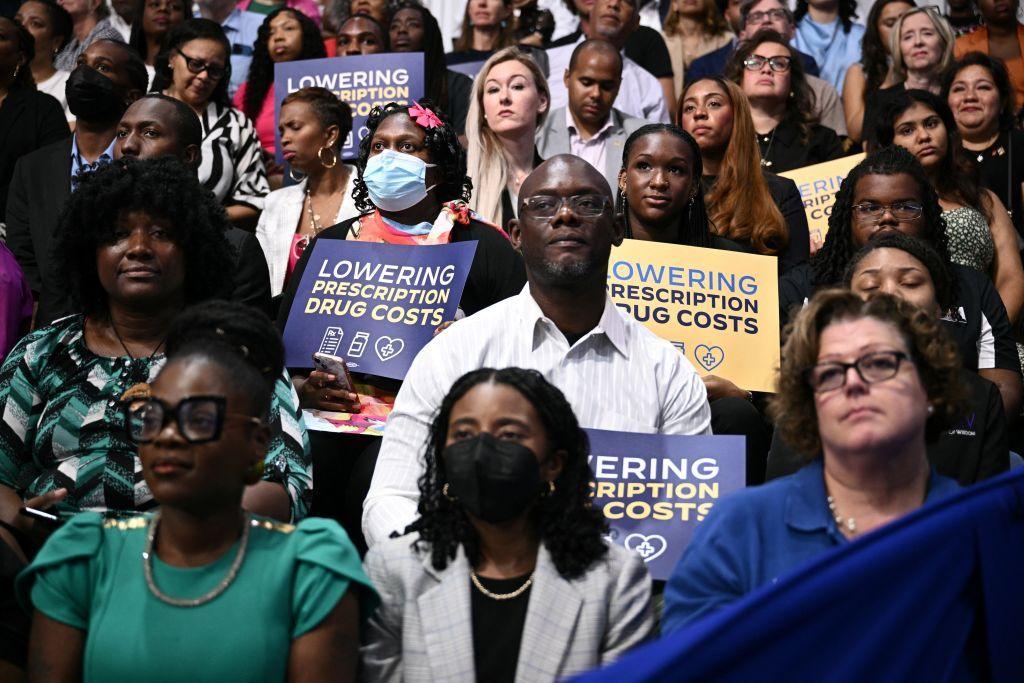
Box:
[662,458,960,633]
[204,7,263,97]
[70,134,116,191]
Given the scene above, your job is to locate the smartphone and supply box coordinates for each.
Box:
[312,352,355,393]
[19,506,64,527]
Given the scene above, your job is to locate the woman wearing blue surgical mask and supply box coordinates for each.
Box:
[361,367,653,681]
[277,100,526,415]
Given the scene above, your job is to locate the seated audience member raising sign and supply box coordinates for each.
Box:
[362,367,653,682]
[362,154,711,547]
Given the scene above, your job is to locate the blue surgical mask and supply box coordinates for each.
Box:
[362,149,438,212]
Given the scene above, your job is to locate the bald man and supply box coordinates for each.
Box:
[537,39,648,191]
[362,155,711,547]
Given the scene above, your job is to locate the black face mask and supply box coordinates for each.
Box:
[443,432,542,523]
[66,66,128,123]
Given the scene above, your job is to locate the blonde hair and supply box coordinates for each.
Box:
[663,0,730,37]
[889,7,955,82]
[466,47,550,225]
[679,78,788,255]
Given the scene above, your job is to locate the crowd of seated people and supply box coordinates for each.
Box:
[1,0,1023,679]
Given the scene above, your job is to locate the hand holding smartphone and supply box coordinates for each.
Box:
[311,353,355,393]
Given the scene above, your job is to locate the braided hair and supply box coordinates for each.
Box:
[351,100,471,213]
[165,300,284,418]
[616,123,714,248]
[811,146,949,288]
[405,368,608,580]
[243,8,326,121]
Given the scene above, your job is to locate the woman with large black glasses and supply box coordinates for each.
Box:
[663,288,965,632]
[17,299,376,683]
[152,19,269,229]
[726,29,847,173]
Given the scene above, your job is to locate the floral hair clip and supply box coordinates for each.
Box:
[409,103,442,129]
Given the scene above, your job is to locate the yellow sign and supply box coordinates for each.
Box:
[607,239,780,393]
[780,153,865,246]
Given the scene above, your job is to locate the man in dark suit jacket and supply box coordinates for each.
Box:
[6,39,147,327]
[115,94,273,316]
[687,0,819,83]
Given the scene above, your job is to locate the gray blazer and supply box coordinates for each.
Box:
[535,106,649,193]
[361,533,654,682]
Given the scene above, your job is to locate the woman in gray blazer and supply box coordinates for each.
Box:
[361,367,654,683]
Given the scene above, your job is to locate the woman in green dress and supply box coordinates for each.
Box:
[17,300,376,682]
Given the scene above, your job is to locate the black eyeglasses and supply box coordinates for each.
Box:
[124,396,261,444]
[805,351,911,393]
[747,8,789,24]
[743,54,792,73]
[174,47,228,81]
[851,201,924,221]
[521,194,610,219]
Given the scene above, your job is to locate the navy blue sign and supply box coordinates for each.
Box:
[587,429,746,580]
[274,52,425,161]
[282,239,477,379]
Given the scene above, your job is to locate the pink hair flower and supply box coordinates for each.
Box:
[409,103,442,129]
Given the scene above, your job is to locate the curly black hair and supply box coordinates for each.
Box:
[843,231,957,313]
[793,0,858,31]
[351,100,471,213]
[724,28,819,142]
[243,8,326,121]
[860,0,916,98]
[151,19,231,107]
[404,368,609,580]
[165,300,284,417]
[811,146,950,288]
[875,88,990,222]
[942,51,1018,134]
[616,123,714,247]
[4,17,36,90]
[389,1,449,109]
[54,156,235,316]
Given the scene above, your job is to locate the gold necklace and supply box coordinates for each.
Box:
[470,569,534,601]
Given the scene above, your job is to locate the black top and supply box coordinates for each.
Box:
[765,368,1009,485]
[778,262,1021,374]
[471,574,532,683]
[861,82,906,148]
[276,213,527,327]
[0,88,69,223]
[972,129,1024,240]
[549,26,674,79]
[500,148,546,233]
[701,172,810,275]
[757,121,847,174]
[445,69,474,136]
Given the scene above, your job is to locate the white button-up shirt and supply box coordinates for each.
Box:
[566,106,615,179]
[362,285,712,547]
[546,37,670,124]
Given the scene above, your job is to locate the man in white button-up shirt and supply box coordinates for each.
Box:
[362,154,712,547]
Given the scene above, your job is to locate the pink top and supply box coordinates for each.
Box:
[233,82,276,155]
[0,243,33,362]
[287,232,309,282]
[236,0,322,26]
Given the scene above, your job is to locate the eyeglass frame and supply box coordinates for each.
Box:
[520,193,611,220]
[744,8,792,26]
[851,201,925,222]
[742,54,793,73]
[174,47,229,81]
[124,395,262,445]
[804,350,912,393]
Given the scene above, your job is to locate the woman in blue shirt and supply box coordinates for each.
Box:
[662,289,964,632]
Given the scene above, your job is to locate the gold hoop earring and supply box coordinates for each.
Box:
[317,146,337,169]
[545,480,555,496]
[442,483,457,502]
[288,165,306,183]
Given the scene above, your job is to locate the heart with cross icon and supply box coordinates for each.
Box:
[624,533,668,562]
[694,344,725,372]
[374,336,405,362]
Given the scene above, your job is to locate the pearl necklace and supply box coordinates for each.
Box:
[470,570,534,601]
[826,496,857,535]
[143,511,252,607]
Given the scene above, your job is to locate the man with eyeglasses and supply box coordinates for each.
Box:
[6,39,147,327]
[193,0,263,96]
[361,154,712,548]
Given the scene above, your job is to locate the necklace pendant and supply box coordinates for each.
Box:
[761,159,772,168]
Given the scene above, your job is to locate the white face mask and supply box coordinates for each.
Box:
[361,149,438,212]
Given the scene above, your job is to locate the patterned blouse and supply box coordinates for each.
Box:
[0,316,312,520]
[197,100,270,210]
[942,207,995,274]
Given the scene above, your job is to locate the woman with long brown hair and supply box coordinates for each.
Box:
[678,76,809,274]
[450,0,516,58]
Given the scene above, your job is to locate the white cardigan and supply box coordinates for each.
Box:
[255,166,361,296]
